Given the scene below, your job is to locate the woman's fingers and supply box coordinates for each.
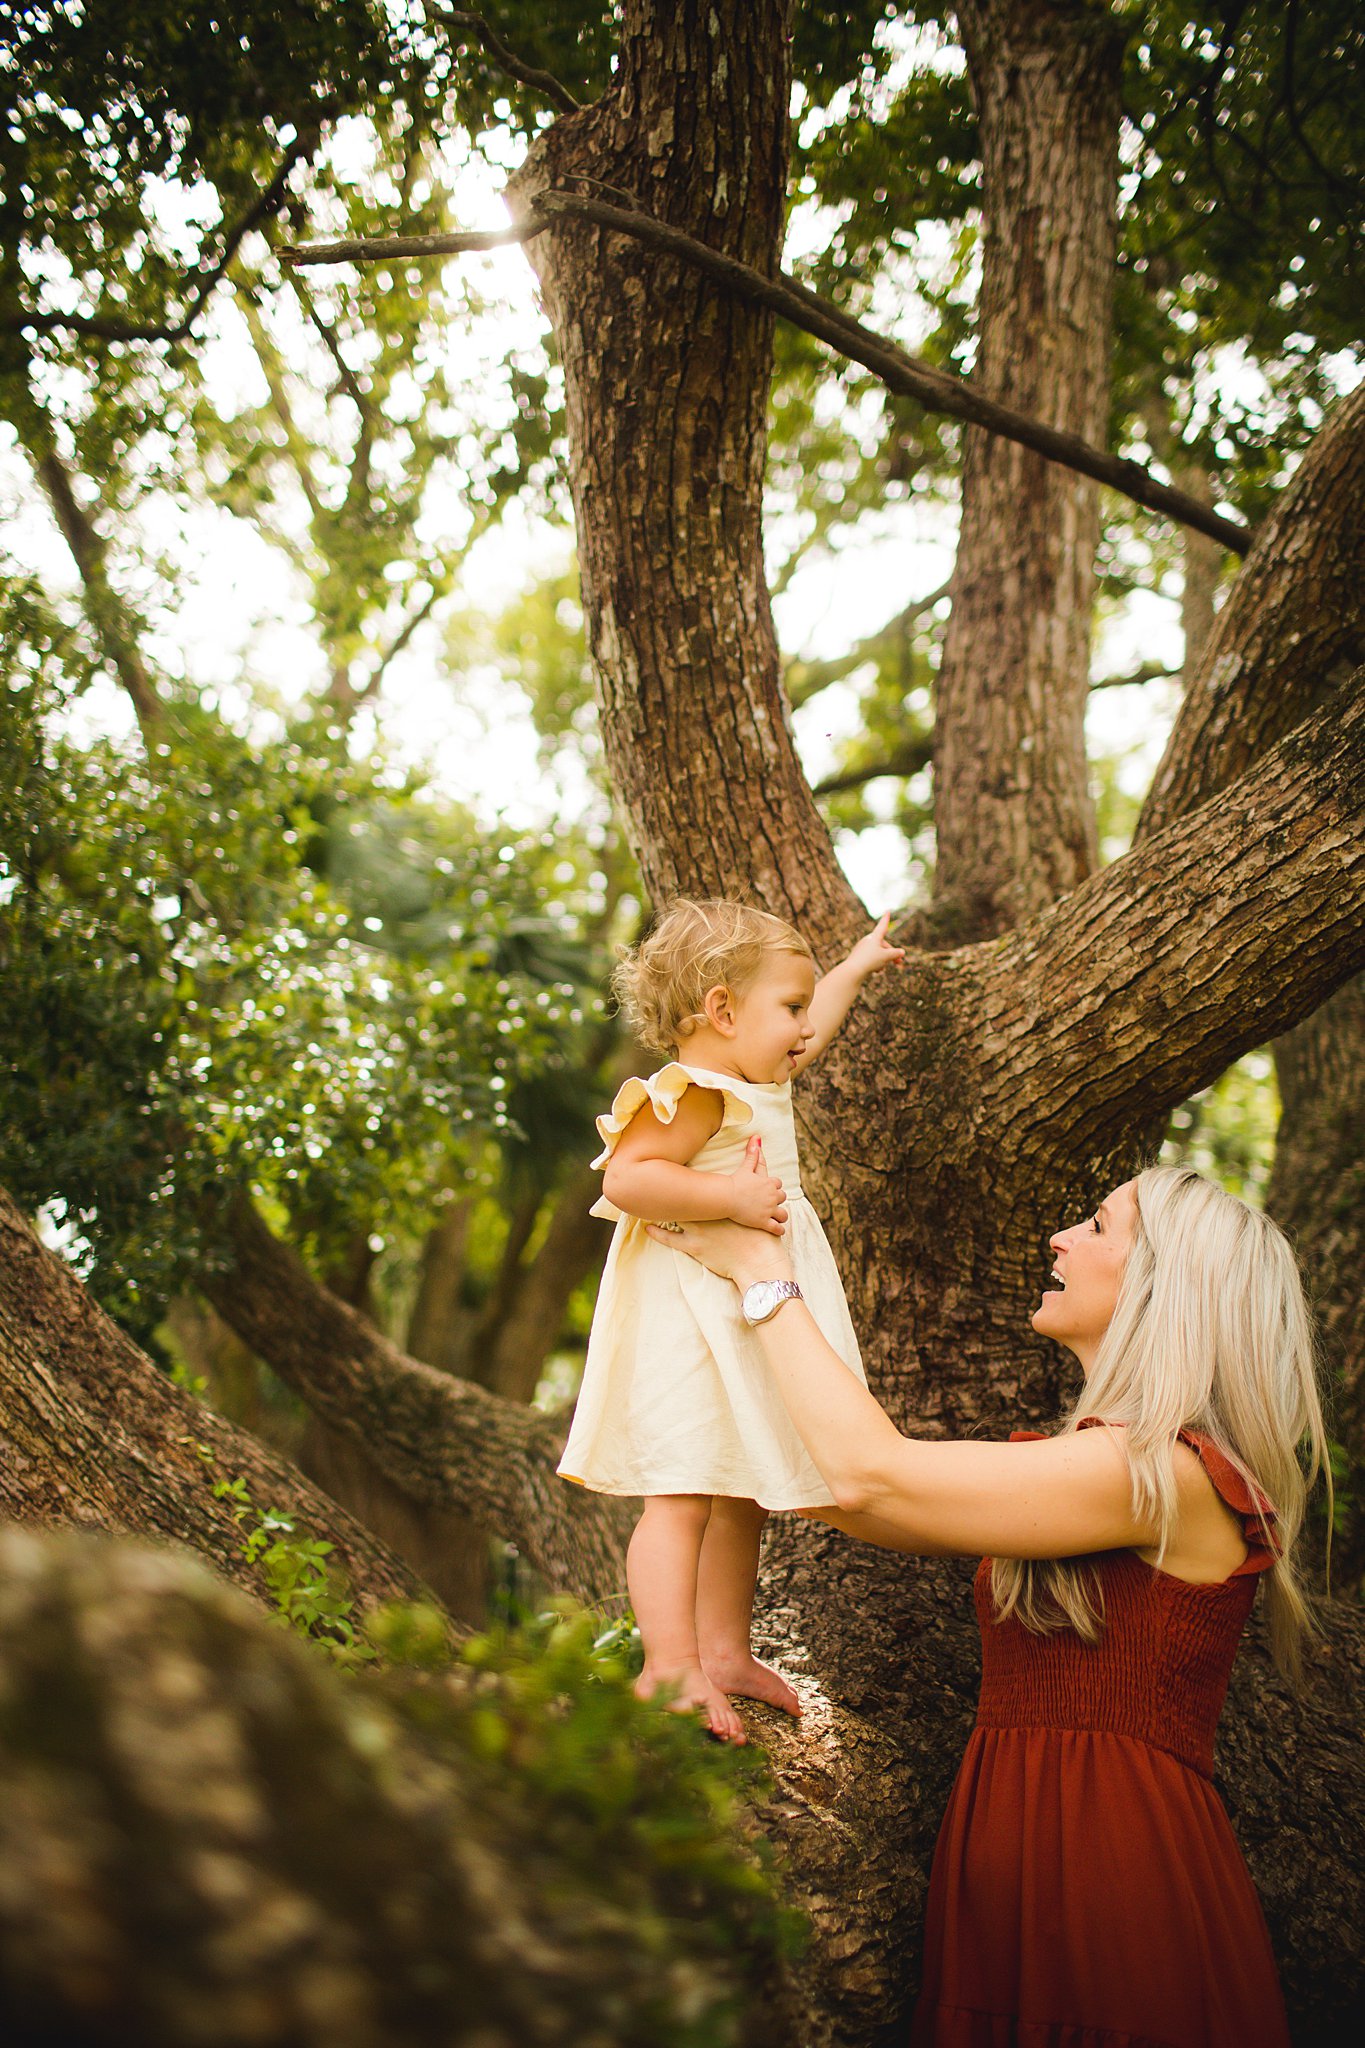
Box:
[647,1220,695,1255]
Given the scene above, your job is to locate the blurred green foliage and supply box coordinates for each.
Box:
[0,667,606,1334]
[1162,1048,1279,1206]
[369,1600,804,2045]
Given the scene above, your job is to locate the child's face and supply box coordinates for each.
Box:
[727,951,817,1084]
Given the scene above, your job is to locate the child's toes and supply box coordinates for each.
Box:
[705,1689,747,1744]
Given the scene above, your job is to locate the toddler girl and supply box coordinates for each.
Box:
[558,899,904,1739]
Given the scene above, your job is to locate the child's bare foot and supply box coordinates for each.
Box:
[635,1662,747,1743]
[701,1651,801,1718]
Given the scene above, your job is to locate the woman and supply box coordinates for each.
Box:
[648,1152,1328,2047]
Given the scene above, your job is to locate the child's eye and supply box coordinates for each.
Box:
[1091,1215,1102,1234]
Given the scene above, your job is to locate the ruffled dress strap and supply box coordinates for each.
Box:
[1176,1428,1280,1575]
[588,1063,754,1222]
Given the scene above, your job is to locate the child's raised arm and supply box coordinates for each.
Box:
[793,913,906,1072]
[601,1088,789,1233]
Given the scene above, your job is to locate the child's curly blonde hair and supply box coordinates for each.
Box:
[612,899,813,1057]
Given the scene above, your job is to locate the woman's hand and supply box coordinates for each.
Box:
[647,1139,796,1286]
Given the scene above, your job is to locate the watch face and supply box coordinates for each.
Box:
[744,1281,780,1323]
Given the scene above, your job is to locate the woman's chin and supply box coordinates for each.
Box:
[1031,1293,1066,1335]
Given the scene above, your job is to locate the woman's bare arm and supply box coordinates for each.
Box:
[738,1295,1149,1557]
[647,1144,1154,1561]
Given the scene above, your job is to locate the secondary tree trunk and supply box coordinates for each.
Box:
[505,0,859,966]
[928,0,1123,940]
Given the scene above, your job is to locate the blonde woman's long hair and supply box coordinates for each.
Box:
[991,1166,1329,1679]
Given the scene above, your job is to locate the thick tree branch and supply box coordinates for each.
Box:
[3,128,323,345]
[986,668,1365,1158]
[199,1194,631,1605]
[0,1185,437,1623]
[1140,377,1365,841]
[285,194,1250,555]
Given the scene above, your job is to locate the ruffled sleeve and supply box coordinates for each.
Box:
[1069,1418,1279,1575]
[1177,1429,1280,1575]
[588,1063,754,1223]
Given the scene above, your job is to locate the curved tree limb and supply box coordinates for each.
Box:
[285,192,1250,555]
[0,1185,439,1623]
[984,667,1365,1158]
[438,7,581,115]
[199,1193,632,1607]
[1140,376,1365,840]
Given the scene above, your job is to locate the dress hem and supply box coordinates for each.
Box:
[558,1471,834,1510]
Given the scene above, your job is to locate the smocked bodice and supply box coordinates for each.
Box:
[973,1425,1276,1779]
[973,1551,1257,1778]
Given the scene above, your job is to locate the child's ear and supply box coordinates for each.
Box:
[702,983,737,1035]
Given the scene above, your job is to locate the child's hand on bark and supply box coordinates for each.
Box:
[845,912,907,982]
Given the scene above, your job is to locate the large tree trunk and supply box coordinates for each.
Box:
[929,0,1123,939]
[486,3,1365,2039]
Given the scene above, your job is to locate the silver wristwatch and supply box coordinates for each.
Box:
[741,1278,803,1326]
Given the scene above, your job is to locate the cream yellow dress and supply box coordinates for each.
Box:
[558,1061,867,1510]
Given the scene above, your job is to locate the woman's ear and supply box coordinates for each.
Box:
[702,983,737,1036]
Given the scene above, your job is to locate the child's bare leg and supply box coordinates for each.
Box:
[628,1495,746,1742]
[696,1497,801,1717]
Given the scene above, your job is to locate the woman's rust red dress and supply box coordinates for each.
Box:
[910,1429,1291,2048]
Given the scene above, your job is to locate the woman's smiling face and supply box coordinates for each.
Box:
[1032,1182,1137,1369]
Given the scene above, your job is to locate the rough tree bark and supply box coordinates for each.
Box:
[0,1186,437,1624]
[929,0,1123,938]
